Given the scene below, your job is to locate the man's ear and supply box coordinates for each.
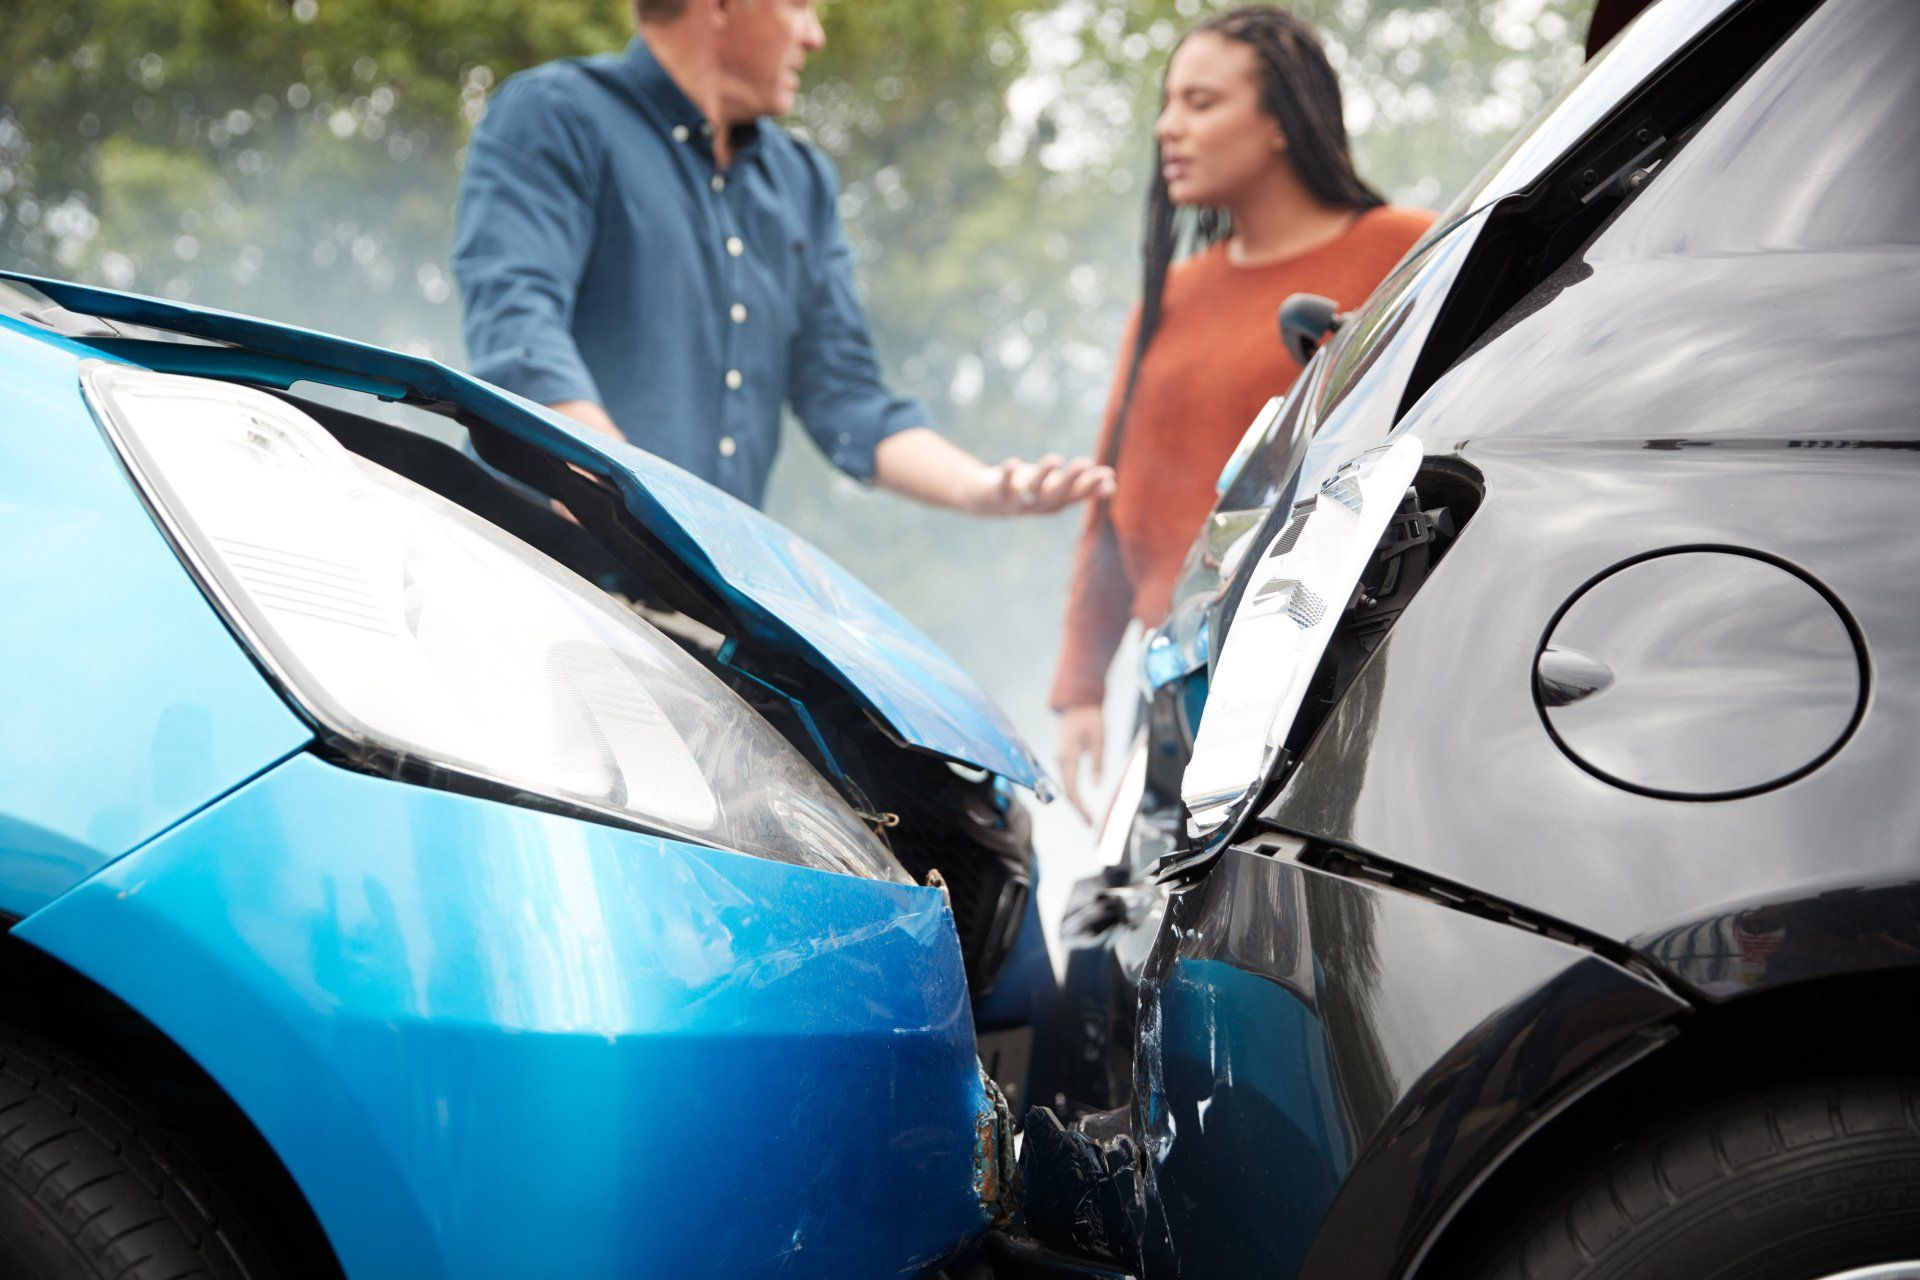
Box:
[685,0,727,30]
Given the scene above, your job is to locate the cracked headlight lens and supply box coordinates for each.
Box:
[85,363,907,882]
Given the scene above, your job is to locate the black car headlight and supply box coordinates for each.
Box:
[1183,433,1424,841]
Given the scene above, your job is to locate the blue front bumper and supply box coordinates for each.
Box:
[15,751,997,1279]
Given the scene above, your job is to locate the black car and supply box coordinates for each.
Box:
[1016,1,1920,1277]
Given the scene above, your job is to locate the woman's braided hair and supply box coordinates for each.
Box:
[1106,6,1382,461]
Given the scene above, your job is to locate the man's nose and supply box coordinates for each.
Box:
[801,8,826,52]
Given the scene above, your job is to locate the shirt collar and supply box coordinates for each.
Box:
[623,36,766,162]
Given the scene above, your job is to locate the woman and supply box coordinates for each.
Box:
[1052,5,1433,819]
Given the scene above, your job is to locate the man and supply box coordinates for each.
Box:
[454,0,1113,516]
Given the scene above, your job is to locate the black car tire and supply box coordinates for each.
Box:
[1470,1078,1920,1280]
[0,1030,265,1280]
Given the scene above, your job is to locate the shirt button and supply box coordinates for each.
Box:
[711,174,726,193]
[730,302,748,324]
[726,236,744,257]
[725,369,743,390]
[718,436,737,457]
[671,124,690,143]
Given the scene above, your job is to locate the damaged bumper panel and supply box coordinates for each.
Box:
[1021,843,1686,1280]
[15,751,1005,1280]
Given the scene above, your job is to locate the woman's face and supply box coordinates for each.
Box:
[1155,32,1288,208]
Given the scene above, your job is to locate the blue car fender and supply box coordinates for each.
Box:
[14,751,999,1279]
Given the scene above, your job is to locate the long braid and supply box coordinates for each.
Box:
[1103,6,1379,468]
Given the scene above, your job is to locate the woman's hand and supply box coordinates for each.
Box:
[1057,703,1106,823]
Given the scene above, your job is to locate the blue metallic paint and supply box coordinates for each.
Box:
[15,751,997,1279]
[588,437,1048,793]
[0,318,312,917]
[0,273,1046,793]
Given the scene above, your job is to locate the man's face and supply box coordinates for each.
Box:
[719,0,825,121]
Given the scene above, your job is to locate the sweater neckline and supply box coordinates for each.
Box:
[1209,207,1380,273]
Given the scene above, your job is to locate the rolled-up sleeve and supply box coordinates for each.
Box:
[454,73,604,409]
[785,147,927,482]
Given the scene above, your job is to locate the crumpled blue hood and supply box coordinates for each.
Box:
[4,271,1046,793]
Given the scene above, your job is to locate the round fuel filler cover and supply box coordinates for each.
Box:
[1535,550,1864,799]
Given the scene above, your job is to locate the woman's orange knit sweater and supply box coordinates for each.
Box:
[1050,205,1435,711]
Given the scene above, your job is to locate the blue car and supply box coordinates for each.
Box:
[0,269,1050,1279]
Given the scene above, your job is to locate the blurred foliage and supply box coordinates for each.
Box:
[1,0,1586,759]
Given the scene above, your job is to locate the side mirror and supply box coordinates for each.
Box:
[1277,292,1343,366]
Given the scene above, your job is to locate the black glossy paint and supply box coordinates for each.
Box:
[1119,847,1682,1280]
[1538,550,1864,799]
[1636,881,1920,999]
[1264,0,1920,980]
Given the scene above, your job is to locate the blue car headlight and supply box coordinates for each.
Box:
[83,362,908,882]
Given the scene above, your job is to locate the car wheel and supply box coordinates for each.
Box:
[1470,1078,1920,1280]
[1,1030,266,1279]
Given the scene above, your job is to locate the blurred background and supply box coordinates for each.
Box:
[1,0,1588,926]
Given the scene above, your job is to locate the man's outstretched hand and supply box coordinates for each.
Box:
[963,453,1117,517]
[872,427,1114,516]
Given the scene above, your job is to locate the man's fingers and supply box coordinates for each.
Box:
[1032,458,1115,513]
[986,455,1114,516]
[1018,454,1063,507]
[976,457,1020,514]
[1016,457,1079,513]
[1045,457,1091,492]
[1078,464,1117,501]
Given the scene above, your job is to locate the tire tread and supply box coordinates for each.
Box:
[1477,1079,1920,1280]
[0,1032,258,1280]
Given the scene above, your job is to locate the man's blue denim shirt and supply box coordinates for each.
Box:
[453,37,926,508]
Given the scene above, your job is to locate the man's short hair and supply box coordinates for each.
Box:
[633,0,687,22]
